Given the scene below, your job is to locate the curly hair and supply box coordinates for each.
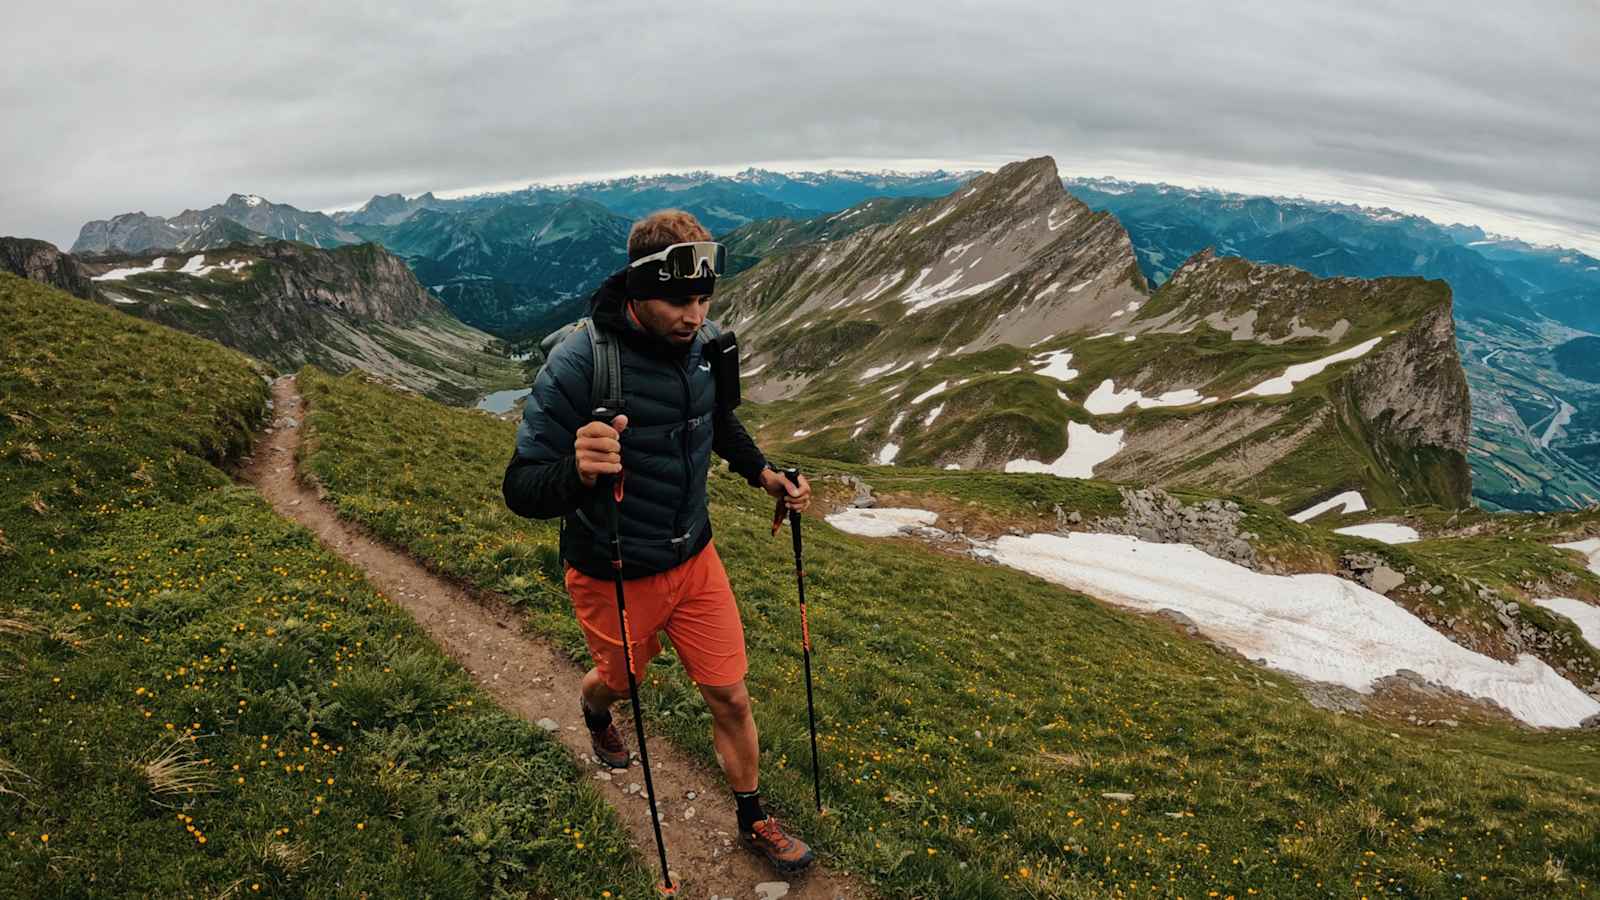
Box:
[627,209,712,261]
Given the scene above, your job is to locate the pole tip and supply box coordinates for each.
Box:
[656,881,679,897]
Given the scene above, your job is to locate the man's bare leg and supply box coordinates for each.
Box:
[580,666,629,714]
[701,679,815,870]
[698,680,759,791]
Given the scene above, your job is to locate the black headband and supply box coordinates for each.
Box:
[624,261,716,300]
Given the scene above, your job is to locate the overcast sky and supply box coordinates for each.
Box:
[4,1,1597,253]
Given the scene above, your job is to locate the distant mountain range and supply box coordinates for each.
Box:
[57,163,1600,511]
[1063,177,1600,511]
[71,169,980,340]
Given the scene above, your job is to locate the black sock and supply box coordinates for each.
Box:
[734,789,766,832]
[580,698,612,732]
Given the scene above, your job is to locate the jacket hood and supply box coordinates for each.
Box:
[589,268,693,359]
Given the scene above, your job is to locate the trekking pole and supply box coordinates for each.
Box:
[594,407,676,897]
[771,466,823,813]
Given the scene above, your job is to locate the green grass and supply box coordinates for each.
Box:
[299,364,1600,899]
[0,274,651,898]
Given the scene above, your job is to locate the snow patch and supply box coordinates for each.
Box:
[911,381,949,404]
[1334,523,1421,545]
[93,257,168,281]
[1004,421,1124,478]
[1030,349,1079,383]
[860,359,914,381]
[875,443,901,465]
[902,268,1013,314]
[1084,380,1206,415]
[910,205,955,234]
[923,403,945,427]
[1236,337,1382,398]
[1290,491,1368,523]
[1066,280,1093,293]
[1555,539,1600,576]
[988,533,1600,728]
[825,507,936,537]
[1534,598,1600,650]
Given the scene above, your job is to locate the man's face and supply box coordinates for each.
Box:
[632,295,711,344]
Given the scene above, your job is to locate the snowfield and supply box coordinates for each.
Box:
[1235,337,1382,398]
[1333,523,1422,544]
[93,257,169,281]
[1004,421,1124,478]
[1030,349,1079,382]
[822,515,1600,728]
[989,532,1600,728]
[1084,379,1208,415]
[1555,538,1600,576]
[824,507,939,537]
[1534,598,1600,651]
[1290,491,1368,522]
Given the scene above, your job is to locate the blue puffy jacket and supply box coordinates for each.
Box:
[502,271,769,579]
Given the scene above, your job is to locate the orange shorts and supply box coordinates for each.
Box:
[565,541,748,692]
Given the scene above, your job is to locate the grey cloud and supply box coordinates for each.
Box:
[2,0,1596,252]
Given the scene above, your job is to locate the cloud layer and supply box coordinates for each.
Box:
[4,0,1597,251]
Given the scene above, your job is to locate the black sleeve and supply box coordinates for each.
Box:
[502,330,594,519]
[503,453,588,519]
[713,405,770,486]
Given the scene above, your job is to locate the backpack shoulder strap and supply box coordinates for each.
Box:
[584,316,625,414]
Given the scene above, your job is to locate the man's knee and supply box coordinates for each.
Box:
[700,680,752,722]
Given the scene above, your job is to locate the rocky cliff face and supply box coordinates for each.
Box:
[1084,253,1474,508]
[0,237,94,298]
[249,241,442,325]
[68,240,518,403]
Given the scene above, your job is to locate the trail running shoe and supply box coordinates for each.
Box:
[583,703,630,769]
[740,816,815,874]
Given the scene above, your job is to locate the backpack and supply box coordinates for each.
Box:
[538,317,624,414]
[536,316,735,417]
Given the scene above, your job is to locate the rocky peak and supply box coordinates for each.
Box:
[224,193,270,209]
[0,237,94,299]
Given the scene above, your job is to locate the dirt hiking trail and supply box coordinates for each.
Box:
[243,375,861,900]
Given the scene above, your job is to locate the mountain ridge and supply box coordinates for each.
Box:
[715,157,1471,511]
[3,236,517,403]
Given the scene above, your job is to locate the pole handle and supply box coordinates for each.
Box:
[770,466,804,535]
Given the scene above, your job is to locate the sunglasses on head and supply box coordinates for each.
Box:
[628,241,727,281]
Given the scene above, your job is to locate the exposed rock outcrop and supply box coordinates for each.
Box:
[0,237,93,298]
[1096,487,1259,568]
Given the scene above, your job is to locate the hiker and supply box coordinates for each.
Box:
[502,209,816,875]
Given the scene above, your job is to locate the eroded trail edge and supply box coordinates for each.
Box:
[242,376,858,900]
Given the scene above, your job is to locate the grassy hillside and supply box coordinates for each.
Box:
[0,274,651,897]
[299,365,1600,899]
